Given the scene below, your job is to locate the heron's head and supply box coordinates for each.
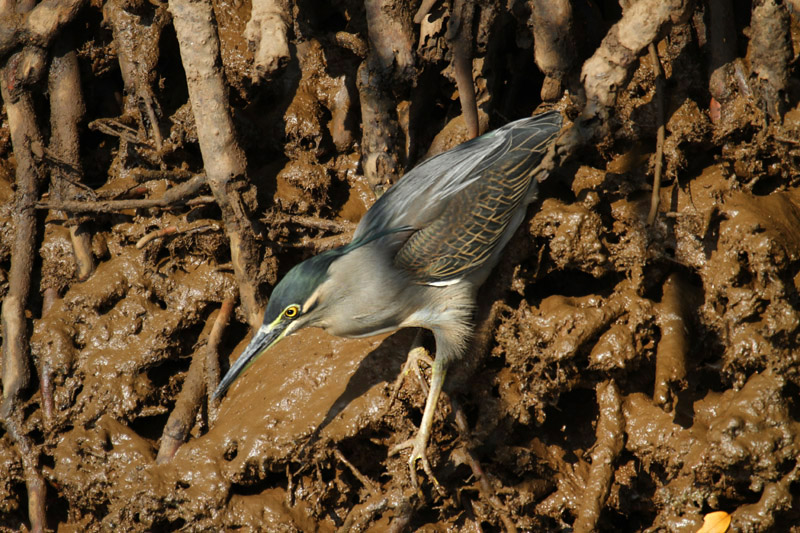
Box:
[212,250,341,400]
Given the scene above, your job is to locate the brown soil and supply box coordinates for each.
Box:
[1,1,800,532]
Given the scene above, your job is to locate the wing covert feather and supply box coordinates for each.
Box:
[356,111,562,284]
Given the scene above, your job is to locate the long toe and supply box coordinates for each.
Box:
[406,346,434,394]
[388,437,413,457]
[390,434,444,494]
[386,345,434,411]
[408,434,444,495]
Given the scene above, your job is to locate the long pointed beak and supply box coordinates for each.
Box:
[211,321,288,400]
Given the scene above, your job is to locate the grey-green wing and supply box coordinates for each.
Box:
[394,113,561,284]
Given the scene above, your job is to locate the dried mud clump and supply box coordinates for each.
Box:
[2,0,800,532]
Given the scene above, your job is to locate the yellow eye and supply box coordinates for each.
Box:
[284,305,299,319]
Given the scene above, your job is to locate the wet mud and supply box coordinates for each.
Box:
[2,0,800,532]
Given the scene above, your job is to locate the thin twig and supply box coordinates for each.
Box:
[36,174,208,213]
[337,495,390,533]
[88,117,144,144]
[333,448,380,497]
[451,398,518,533]
[646,42,666,225]
[265,212,356,233]
[130,168,196,183]
[136,223,222,249]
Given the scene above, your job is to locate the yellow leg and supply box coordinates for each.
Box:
[390,357,447,493]
[386,333,433,410]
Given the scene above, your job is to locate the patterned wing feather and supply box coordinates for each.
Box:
[354,111,562,241]
[394,114,560,284]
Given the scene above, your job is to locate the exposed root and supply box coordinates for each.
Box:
[413,0,438,24]
[363,0,414,81]
[157,299,234,463]
[358,0,415,194]
[529,0,575,101]
[357,63,404,195]
[206,299,234,423]
[170,0,264,328]
[48,37,95,280]
[447,0,478,139]
[653,273,690,411]
[706,0,737,107]
[246,0,291,81]
[0,67,47,533]
[536,0,692,182]
[581,0,690,123]
[572,380,624,533]
[103,0,170,149]
[0,412,46,533]
[0,0,87,64]
[39,287,60,425]
[747,0,791,121]
[3,45,47,98]
[38,194,214,213]
[37,173,209,213]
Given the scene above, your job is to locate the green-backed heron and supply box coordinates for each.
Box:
[213,110,562,487]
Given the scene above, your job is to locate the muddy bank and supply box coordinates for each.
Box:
[1,0,800,531]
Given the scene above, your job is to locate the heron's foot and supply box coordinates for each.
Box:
[386,346,434,410]
[390,434,444,495]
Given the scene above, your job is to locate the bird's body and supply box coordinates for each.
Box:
[213,110,563,487]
